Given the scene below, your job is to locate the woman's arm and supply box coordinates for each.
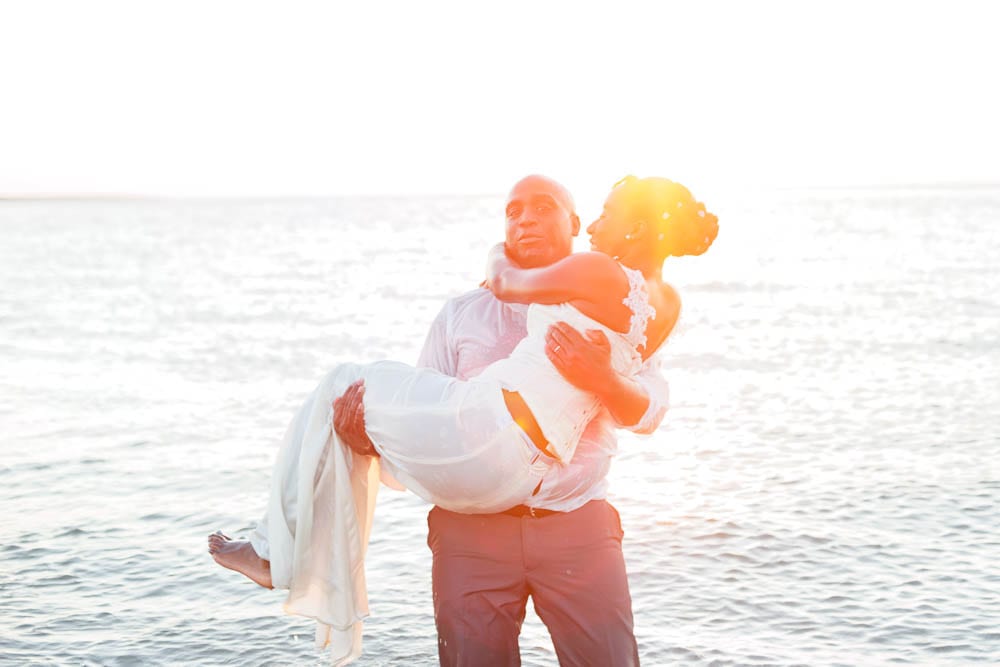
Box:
[486,243,626,307]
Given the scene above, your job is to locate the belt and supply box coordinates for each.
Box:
[501,504,561,519]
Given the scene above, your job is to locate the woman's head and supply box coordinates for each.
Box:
[588,176,718,265]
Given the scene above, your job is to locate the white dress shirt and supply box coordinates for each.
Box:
[417,288,669,512]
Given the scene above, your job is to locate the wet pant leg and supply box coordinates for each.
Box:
[427,507,529,667]
[525,500,639,667]
[427,500,639,667]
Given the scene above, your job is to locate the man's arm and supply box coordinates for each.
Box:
[416,301,458,374]
[544,322,668,432]
[334,301,458,456]
[621,355,669,434]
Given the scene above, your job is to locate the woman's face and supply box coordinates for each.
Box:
[587,188,632,258]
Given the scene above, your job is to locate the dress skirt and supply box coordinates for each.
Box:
[249,361,550,665]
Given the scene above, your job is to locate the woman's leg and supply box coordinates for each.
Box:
[207,530,272,588]
[210,362,546,588]
[363,364,547,513]
[209,363,372,591]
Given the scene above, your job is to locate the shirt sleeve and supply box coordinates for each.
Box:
[416,300,457,377]
[617,355,669,435]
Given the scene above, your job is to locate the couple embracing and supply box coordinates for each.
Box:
[209,174,718,665]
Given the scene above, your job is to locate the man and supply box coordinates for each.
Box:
[334,174,668,666]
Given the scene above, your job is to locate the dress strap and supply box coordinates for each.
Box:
[619,264,656,351]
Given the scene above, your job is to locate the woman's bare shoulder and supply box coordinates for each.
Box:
[657,281,682,310]
[643,281,682,357]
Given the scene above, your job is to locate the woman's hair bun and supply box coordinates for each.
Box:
[612,176,718,258]
[672,200,718,257]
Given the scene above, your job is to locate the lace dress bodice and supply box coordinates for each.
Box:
[476,264,655,461]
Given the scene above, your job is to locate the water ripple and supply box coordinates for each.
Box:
[2,193,1000,665]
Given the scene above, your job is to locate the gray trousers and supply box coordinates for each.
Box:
[427,499,639,667]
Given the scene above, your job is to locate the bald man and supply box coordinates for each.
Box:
[335,175,668,666]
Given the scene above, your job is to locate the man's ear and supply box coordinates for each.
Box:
[570,213,581,236]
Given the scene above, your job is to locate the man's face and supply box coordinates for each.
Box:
[504,176,580,268]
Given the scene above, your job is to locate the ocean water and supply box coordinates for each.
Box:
[1,188,998,666]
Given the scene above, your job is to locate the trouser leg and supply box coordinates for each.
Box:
[525,501,639,667]
[427,507,529,667]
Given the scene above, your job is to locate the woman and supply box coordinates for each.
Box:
[210,176,718,663]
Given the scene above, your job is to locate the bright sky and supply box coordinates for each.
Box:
[1,0,997,198]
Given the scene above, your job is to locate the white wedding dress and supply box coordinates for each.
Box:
[251,266,656,665]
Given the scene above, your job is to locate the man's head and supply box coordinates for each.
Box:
[504,175,580,268]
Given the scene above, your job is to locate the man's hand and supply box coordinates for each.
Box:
[544,322,614,394]
[333,380,378,457]
[545,321,652,427]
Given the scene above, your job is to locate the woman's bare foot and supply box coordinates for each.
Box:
[207,530,273,589]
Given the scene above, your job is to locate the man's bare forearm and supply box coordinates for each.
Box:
[592,372,650,428]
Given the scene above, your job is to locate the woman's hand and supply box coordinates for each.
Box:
[332,380,378,457]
